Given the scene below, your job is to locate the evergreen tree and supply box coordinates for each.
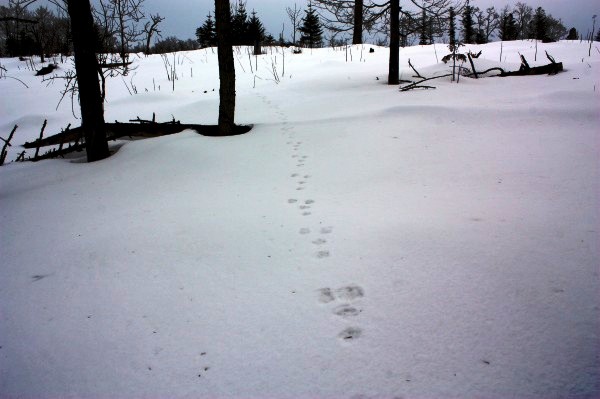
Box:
[196,13,217,48]
[545,14,566,42]
[248,10,265,43]
[299,2,323,48]
[419,8,428,45]
[532,7,548,42]
[461,0,475,44]
[248,10,265,54]
[499,7,517,41]
[448,7,456,47]
[566,27,578,40]
[231,0,250,45]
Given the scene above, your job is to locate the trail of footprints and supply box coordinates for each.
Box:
[262,93,365,342]
[318,285,365,341]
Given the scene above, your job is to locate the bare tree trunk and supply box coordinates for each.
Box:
[66,0,109,162]
[388,0,400,85]
[352,0,363,45]
[254,38,261,56]
[215,0,236,135]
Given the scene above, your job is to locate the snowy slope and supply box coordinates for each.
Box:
[1,41,599,398]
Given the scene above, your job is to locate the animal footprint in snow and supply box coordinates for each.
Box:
[318,288,335,303]
[299,228,311,235]
[305,199,315,204]
[336,285,365,301]
[299,205,311,210]
[320,226,333,234]
[288,199,298,204]
[312,238,327,245]
[333,304,361,317]
[291,173,299,178]
[316,250,330,258]
[316,285,364,302]
[338,327,362,341]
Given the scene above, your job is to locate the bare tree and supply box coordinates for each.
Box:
[65,0,109,162]
[312,0,365,44]
[96,0,145,71]
[143,13,163,54]
[513,2,533,40]
[388,0,399,84]
[474,6,499,43]
[286,3,302,45]
[215,0,235,135]
[27,6,54,62]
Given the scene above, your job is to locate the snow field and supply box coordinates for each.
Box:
[1,40,599,398]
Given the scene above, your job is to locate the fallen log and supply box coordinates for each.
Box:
[500,62,563,76]
[500,53,563,76]
[23,120,252,149]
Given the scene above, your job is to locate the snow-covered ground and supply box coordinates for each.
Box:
[1,40,599,398]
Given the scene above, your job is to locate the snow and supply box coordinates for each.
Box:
[1,40,599,398]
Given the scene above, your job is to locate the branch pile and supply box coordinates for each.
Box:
[401,51,563,92]
[20,116,251,162]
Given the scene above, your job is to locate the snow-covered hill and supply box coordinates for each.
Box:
[1,41,599,398]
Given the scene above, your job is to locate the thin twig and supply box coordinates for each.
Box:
[400,73,453,91]
[408,59,424,79]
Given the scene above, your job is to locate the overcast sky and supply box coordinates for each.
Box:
[145,0,598,41]
[2,0,598,42]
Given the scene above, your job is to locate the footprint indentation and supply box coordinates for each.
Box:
[316,250,330,258]
[336,285,364,301]
[339,327,362,340]
[299,205,311,210]
[312,238,327,245]
[305,199,315,204]
[288,199,298,204]
[320,226,333,234]
[291,173,299,177]
[302,212,312,216]
[317,288,335,303]
[299,228,311,235]
[333,305,360,317]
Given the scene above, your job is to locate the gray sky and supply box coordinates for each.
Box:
[147,0,599,41]
[1,0,598,42]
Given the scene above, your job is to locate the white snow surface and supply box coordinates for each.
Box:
[1,41,599,398]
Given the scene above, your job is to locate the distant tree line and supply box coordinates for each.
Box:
[0,1,70,60]
[312,0,584,47]
[197,1,324,49]
[0,0,180,59]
